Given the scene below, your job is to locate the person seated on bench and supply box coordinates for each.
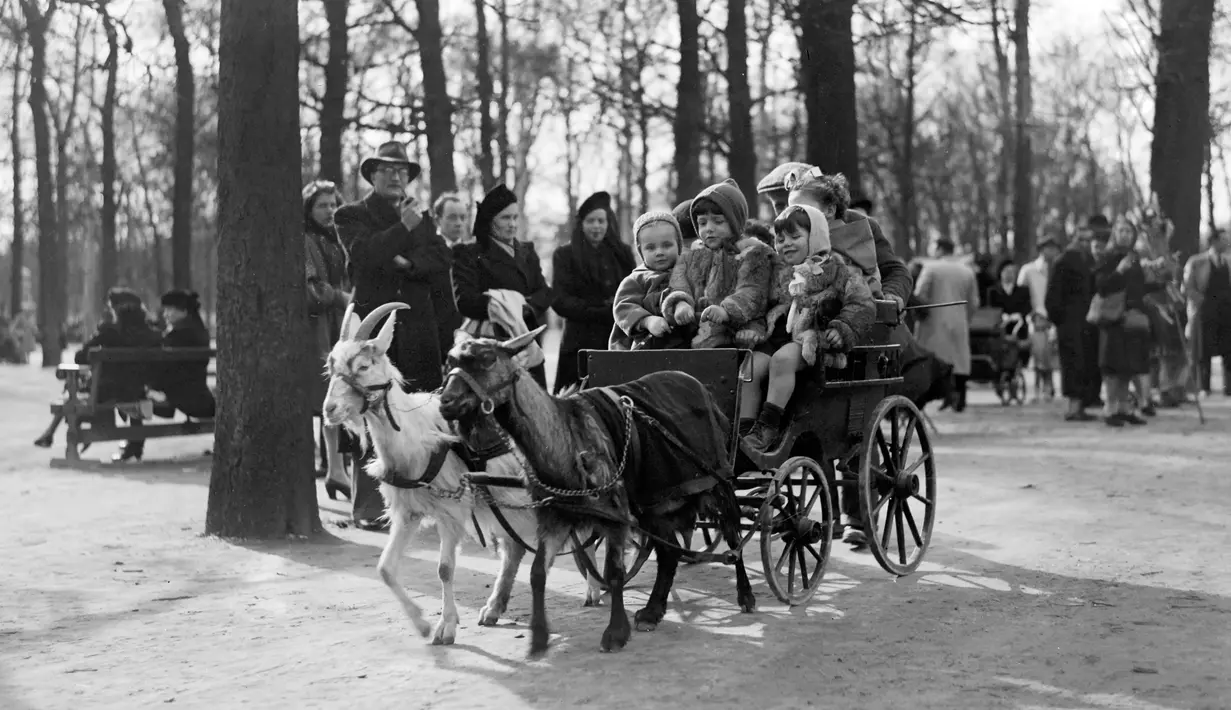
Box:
[33,288,162,460]
[738,205,875,454]
[147,289,216,420]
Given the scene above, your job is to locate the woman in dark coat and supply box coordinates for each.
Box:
[453,184,554,388]
[79,288,162,461]
[303,180,351,492]
[551,191,635,393]
[148,289,215,420]
[986,260,1032,367]
[1094,240,1157,427]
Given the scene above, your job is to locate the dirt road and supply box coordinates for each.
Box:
[1,360,1228,710]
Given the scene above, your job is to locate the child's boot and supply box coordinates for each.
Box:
[742,403,785,454]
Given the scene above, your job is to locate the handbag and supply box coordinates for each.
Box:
[1123,308,1152,334]
[1086,291,1126,326]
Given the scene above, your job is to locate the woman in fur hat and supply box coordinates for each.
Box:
[551,191,636,392]
[452,184,554,387]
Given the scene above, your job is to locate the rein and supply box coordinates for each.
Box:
[340,375,402,432]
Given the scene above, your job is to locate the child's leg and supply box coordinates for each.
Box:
[766,343,804,409]
[739,352,771,422]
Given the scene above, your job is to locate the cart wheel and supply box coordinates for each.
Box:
[584,528,652,588]
[759,456,833,606]
[859,395,937,576]
[996,372,1012,406]
[1011,370,1027,405]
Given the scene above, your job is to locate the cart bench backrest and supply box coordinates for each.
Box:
[577,348,746,428]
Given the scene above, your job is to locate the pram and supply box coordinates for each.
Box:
[969,306,1028,405]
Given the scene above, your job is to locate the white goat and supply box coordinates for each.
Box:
[321,303,603,645]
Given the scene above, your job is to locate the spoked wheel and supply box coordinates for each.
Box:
[860,395,937,576]
[758,456,833,606]
[681,519,725,564]
[1010,370,1027,405]
[583,528,652,587]
[996,372,1013,406]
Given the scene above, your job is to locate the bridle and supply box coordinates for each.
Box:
[336,373,401,431]
[443,365,521,416]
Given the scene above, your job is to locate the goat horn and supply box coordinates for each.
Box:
[340,302,357,340]
[354,302,410,341]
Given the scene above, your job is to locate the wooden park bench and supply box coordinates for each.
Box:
[50,346,216,468]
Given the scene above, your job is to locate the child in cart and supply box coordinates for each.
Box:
[739,204,876,453]
[609,211,690,351]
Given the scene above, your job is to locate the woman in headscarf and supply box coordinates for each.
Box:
[452,184,554,387]
[302,180,351,498]
[551,191,636,392]
[148,289,216,421]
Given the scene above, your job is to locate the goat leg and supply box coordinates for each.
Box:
[635,522,680,632]
[599,527,631,653]
[378,512,433,637]
[719,487,757,614]
[528,532,561,659]
[431,523,462,645]
[479,537,526,626]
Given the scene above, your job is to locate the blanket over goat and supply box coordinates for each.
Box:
[577,371,732,516]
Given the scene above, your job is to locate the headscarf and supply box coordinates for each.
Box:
[302,180,340,244]
[570,191,635,285]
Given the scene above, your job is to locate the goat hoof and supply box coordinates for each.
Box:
[740,599,757,614]
[477,605,501,626]
[635,620,658,632]
[430,624,457,646]
[412,619,433,638]
[600,629,630,653]
[634,608,662,632]
[528,640,550,659]
[583,595,604,608]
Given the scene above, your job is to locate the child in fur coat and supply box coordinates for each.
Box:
[662,179,775,349]
[740,203,875,454]
[609,211,689,351]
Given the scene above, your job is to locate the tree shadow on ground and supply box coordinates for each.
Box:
[303,526,1231,710]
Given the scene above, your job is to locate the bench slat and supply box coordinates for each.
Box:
[78,421,215,444]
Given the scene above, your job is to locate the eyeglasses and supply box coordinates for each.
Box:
[374,165,410,179]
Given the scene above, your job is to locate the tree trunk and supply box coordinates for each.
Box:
[20,0,61,366]
[53,9,84,326]
[163,0,195,289]
[9,26,24,317]
[990,0,1013,243]
[674,0,703,202]
[895,4,919,258]
[497,0,511,186]
[726,0,756,209]
[209,0,318,538]
[1205,141,1217,235]
[414,0,456,194]
[319,0,348,185]
[1150,0,1215,258]
[474,0,495,190]
[99,6,119,317]
[796,0,860,192]
[1012,0,1033,263]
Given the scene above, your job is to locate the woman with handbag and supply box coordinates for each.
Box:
[1091,236,1158,427]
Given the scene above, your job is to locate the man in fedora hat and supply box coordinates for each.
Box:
[1046,215,1109,420]
[333,140,453,528]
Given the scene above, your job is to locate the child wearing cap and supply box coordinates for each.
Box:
[662,179,775,349]
[740,203,875,454]
[609,211,688,351]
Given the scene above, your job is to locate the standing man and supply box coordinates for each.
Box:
[333,141,452,529]
[914,237,981,411]
[429,192,469,356]
[1046,216,1107,421]
[1184,227,1231,395]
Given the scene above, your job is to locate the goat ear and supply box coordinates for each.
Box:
[453,329,475,346]
[499,325,547,354]
[372,310,399,354]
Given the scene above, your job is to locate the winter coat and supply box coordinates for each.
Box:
[1044,246,1101,401]
[829,216,884,298]
[848,211,912,305]
[609,265,675,351]
[452,238,554,387]
[913,257,980,375]
[552,238,635,391]
[1094,247,1156,377]
[75,318,163,403]
[305,225,350,408]
[149,318,215,419]
[334,191,453,391]
[661,237,774,348]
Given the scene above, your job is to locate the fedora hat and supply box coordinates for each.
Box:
[360,141,422,185]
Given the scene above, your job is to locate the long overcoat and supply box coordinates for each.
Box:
[334,192,452,391]
[913,257,980,375]
[1045,246,1101,401]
